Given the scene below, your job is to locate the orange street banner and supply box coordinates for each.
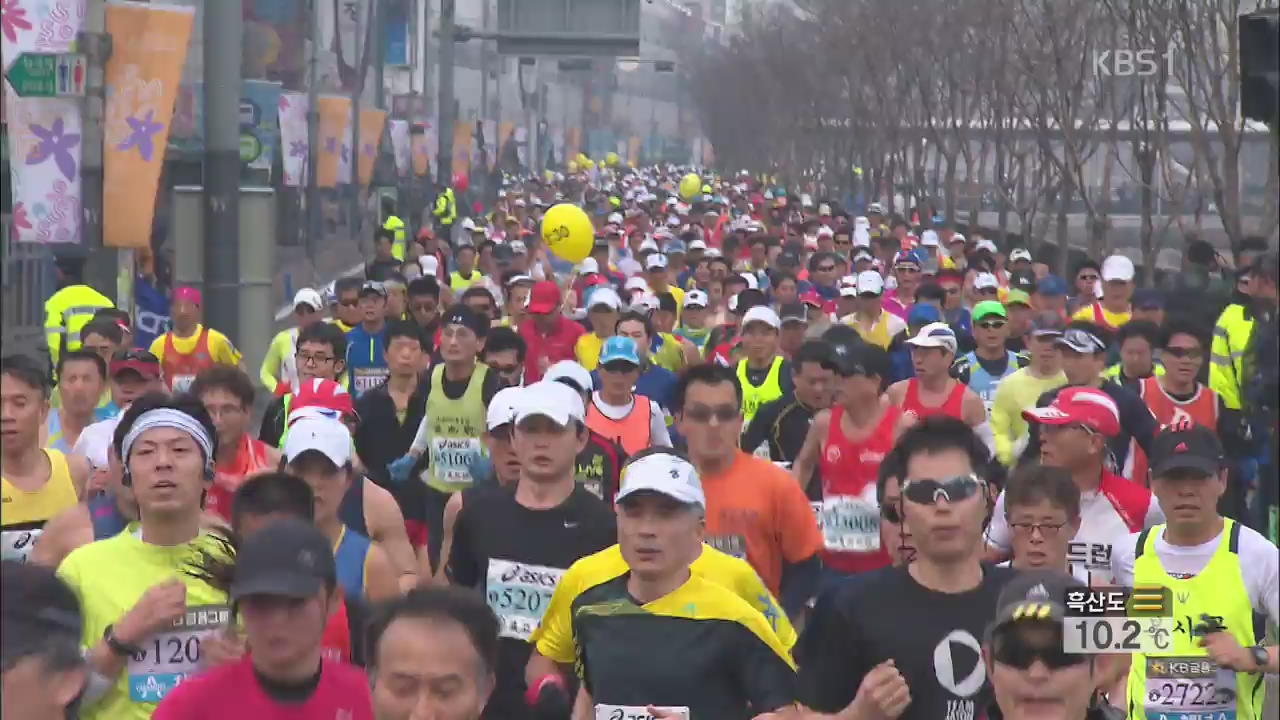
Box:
[357,108,386,186]
[411,123,431,177]
[102,1,194,249]
[628,136,641,167]
[452,121,472,177]
[316,95,351,188]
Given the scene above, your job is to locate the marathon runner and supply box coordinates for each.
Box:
[190,367,280,521]
[331,276,366,333]
[258,321,349,447]
[999,463,1081,574]
[406,276,443,342]
[0,561,89,718]
[585,336,672,454]
[987,386,1163,583]
[1071,254,1134,331]
[519,280,583,383]
[57,394,230,719]
[843,270,908,349]
[258,288,326,396]
[613,310,681,414]
[44,350,113,453]
[153,518,374,718]
[574,286,622,371]
[1112,423,1278,719]
[545,360,628,501]
[444,380,616,718]
[886,322,987,432]
[799,417,1015,719]
[148,287,242,394]
[951,300,1028,416]
[740,339,836,479]
[990,312,1067,466]
[346,281,392,397]
[2,355,90,563]
[1104,320,1164,388]
[481,326,527,386]
[736,306,793,427]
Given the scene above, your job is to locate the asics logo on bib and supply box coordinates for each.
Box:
[499,562,562,589]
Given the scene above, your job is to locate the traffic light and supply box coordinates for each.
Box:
[1239,9,1279,125]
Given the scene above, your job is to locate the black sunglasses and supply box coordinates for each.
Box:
[682,404,738,424]
[992,629,1087,670]
[1162,346,1203,359]
[901,474,985,505]
[976,320,1007,330]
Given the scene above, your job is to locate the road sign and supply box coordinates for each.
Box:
[497,0,640,56]
[4,53,86,98]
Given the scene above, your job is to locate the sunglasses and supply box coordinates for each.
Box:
[682,404,739,424]
[601,361,640,374]
[901,474,985,505]
[1162,346,1203,359]
[976,320,1007,330]
[992,630,1086,670]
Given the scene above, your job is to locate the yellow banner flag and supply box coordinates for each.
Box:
[316,96,351,188]
[102,1,194,249]
[628,136,642,167]
[411,126,430,177]
[452,121,472,178]
[357,108,387,186]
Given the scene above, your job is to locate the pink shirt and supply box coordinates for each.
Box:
[152,656,374,720]
[882,291,910,320]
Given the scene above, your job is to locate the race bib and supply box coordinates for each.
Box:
[706,534,746,559]
[595,706,690,720]
[751,440,772,459]
[170,375,196,394]
[127,604,229,702]
[429,436,482,488]
[352,368,389,394]
[813,496,881,553]
[486,559,565,640]
[1143,656,1237,719]
[0,528,41,563]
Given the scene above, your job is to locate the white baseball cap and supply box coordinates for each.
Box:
[586,286,622,311]
[739,272,759,290]
[632,293,660,313]
[293,288,324,311]
[840,284,859,298]
[624,276,649,293]
[513,381,585,427]
[645,253,669,271]
[579,257,600,274]
[608,212,624,225]
[856,270,885,295]
[949,232,967,245]
[283,415,352,467]
[975,239,998,254]
[703,247,722,258]
[742,305,781,330]
[639,238,661,253]
[867,202,885,215]
[905,322,959,354]
[1009,248,1033,263]
[544,361,594,396]
[460,217,478,232]
[419,255,440,275]
[1101,254,1135,282]
[615,452,705,509]
[683,290,709,308]
[920,230,939,247]
[688,239,707,251]
[486,386,524,431]
[974,272,1000,290]
[816,225,834,239]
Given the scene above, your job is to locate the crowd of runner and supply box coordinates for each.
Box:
[3,165,1278,720]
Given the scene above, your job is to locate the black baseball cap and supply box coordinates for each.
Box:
[1,561,82,665]
[1150,423,1223,478]
[1009,270,1037,293]
[986,569,1075,642]
[777,251,801,267]
[442,303,490,337]
[778,302,808,325]
[831,341,890,379]
[230,518,336,602]
[360,280,389,298]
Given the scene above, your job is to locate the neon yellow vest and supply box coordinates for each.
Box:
[736,356,784,427]
[423,363,488,493]
[1125,519,1264,720]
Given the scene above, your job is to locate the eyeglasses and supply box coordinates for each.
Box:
[992,630,1086,670]
[901,474,985,505]
[1163,346,1203,359]
[682,404,739,424]
[1009,520,1068,537]
[296,352,336,366]
[976,320,1007,330]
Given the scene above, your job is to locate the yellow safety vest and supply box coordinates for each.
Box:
[1209,303,1253,411]
[383,215,407,261]
[1125,519,1264,720]
[736,356,784,426]
[449,270,483,292]
[43,284,114,369]
[433,188,457,227]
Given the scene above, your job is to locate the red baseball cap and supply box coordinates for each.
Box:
[173,286,202,306]
[290,378,355,420]
[1022,386,1121,437]
[108,349,161,379]
[527,281,562,314]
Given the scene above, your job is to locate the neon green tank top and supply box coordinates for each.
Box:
[424,363,489,493]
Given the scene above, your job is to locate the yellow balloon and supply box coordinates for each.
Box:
[541,203,594,263]
[576,152,589,165]
[679,173,701,201]
[583,158,595,169]
[605,151,619,166]
[567,160,579,173]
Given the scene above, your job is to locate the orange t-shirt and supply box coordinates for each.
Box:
[700,452,823,595]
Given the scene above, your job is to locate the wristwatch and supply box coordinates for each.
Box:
[1248,645,1269,671]
[103,624,142,658]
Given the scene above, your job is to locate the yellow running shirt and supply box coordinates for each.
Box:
[1,449,78,562]
[57,527,231,720]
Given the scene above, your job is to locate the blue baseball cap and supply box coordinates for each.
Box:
[599,336,641,366]
[1133,288,1165,310]
[1036,275,1068,296]
[907,304,942,326]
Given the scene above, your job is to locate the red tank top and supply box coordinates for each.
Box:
[901,378,967,421]
[1130,377,1219,484]
[207,435,274,522]
[815,404,897,573]
[162,327,214,394]
[321,593,352,663]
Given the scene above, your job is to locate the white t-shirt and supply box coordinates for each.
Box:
[71,413,123,470]
[986,471,1164,585]
[589,392,671,447]
[1111,523,1279,628]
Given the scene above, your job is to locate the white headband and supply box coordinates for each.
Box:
[122,408,215,464]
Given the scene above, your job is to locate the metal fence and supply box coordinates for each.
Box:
[1,219,56,365]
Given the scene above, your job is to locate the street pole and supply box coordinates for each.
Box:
[306,0,322,269]
[80,0,115,305]
[350,11,364,249]
[437,0,456,186]
[374,0,386,109]
[203,0,242,342]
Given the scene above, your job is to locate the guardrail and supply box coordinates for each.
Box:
[0,220,56,365]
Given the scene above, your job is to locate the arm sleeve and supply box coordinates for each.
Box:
[259,332,287,390]
[648,401,672,447]
[984,491,1012,552]
[797,587,866,712]
[740,401,773,454]
[778,554,821,618]
[1122,391,1158,457]
[258,400,284,447]
[530,569,582,664]
[777,361,794,395]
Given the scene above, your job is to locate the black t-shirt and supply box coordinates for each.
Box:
[798,564,1017,719]
[739,394,819,499]
[449,485,616,719]
[365,258,402,282]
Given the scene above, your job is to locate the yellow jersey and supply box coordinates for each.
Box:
[1,449,78,562]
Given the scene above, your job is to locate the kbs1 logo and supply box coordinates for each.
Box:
[1092,49,1175,78]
